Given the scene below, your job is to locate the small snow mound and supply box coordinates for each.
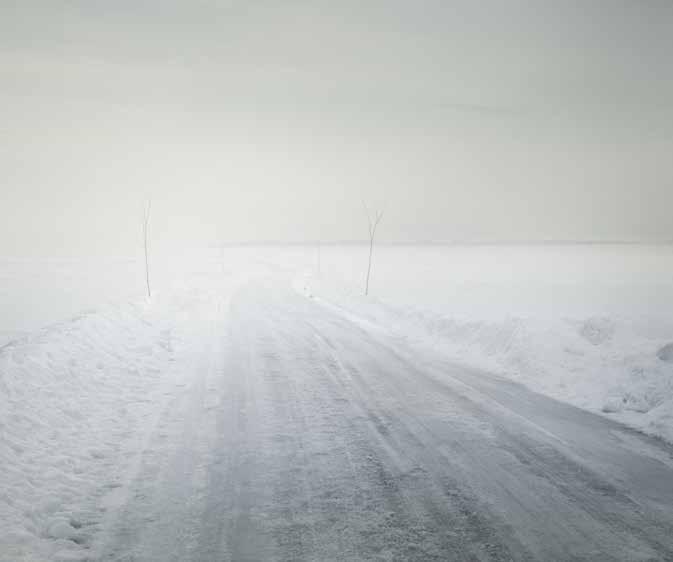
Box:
[579,317,615,345]
[601,397,623,414]
[644,400,673,442]
[46,519,78,540]
[601,387,664,415]
[656,343,673,363]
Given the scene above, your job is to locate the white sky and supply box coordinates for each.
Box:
[2,1,673,255]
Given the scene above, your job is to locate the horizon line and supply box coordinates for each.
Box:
[214,239,673,247]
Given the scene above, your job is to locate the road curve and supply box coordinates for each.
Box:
[100,282,673,561]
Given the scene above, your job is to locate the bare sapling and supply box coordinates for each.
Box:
[143,199,152,299]
[362,200,384,296]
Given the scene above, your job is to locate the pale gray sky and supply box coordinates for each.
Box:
[2,1,673,255]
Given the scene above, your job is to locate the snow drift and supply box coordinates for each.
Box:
[301,267,673,444]
[0,297,198,562]
[2,243,673,560]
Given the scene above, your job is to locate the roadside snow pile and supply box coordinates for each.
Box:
[656,342,673,363]
[302,274,673,444]
[578,316,615,346]
[0,299,186,562]
[416,314,673,440]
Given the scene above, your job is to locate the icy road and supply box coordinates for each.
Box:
[99,282,673,561]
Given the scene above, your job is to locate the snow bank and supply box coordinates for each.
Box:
[301,262,673,444]
[656,342,673,363]
[0,296,197,562]
[0,247,252,561]
[2,243,673,559]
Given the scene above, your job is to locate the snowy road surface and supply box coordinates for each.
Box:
[98,282,673,561]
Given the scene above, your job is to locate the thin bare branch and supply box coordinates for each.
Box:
[362,199,384,296]
[143,198,152,299]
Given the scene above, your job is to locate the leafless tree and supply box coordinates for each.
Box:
[362,200,384,296]
[143,199,152,299]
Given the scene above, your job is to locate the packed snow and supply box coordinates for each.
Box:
[301,244,673,443]
[0,252,254,562]
[0,293,209,561]
[1,244,673,560]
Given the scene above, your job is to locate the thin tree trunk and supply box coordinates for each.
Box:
[365,236,374,295]
[143,200,151,299]
[362,201,383,296]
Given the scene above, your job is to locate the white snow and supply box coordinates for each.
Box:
[1,243,673,560]
[300,243,673,443]
[0,251,244,562]
[0,299,185,561]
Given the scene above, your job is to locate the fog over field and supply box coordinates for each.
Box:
[3,1,673,254]
[3,2,673,561]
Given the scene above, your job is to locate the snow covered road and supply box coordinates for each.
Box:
[98,281,673,561]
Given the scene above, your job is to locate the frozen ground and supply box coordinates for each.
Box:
[302,244,673,443]
[1,244,673,560]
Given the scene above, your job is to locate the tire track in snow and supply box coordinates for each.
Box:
[99,281,673,561]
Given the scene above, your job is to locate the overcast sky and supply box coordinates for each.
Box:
[2,1,673,255]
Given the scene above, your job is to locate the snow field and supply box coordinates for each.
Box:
[302,270,673,443]
[0,291,213,562]
[2,243,673,560]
